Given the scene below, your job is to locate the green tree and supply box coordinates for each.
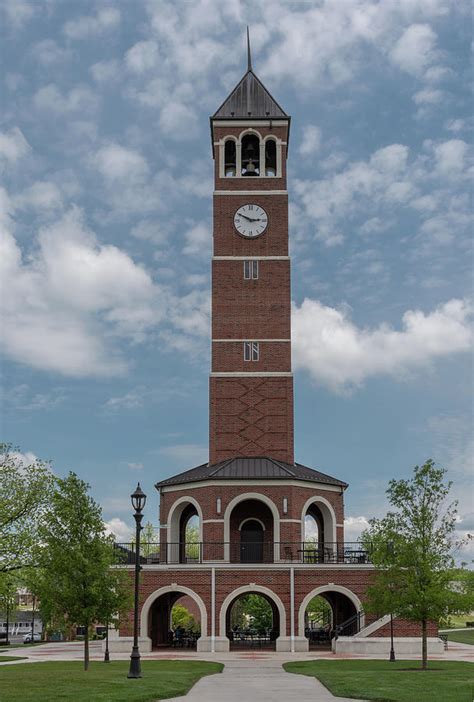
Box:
[35,472,131,670]
[362,460,473,669]
[0,444,54,573]
[230,595,273,632]
[171,603,200,633]
[306,596,332,626]
[0,573,18,642]
[132,521,159,558]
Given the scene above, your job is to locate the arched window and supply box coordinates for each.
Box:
[241,133,260,176]
[224,140,236,177]
[265,139,277,176]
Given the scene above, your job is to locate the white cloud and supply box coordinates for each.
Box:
[183,222,210,256]
[5,384,66,411]
[63,7,121,40]
[32,39,73,66]
[127,462,143,471]
[104,517,132,542]
[390,24,438,77]
[433,139,468,178]
[90,143,149,182]
[445,119,466,133]
[343,516,371,542]
[413,88,444,105]
[0,127,30,166]
[125,41,159,73]
[90,59,121,84]
[0,203,161,377]
[1,0,34,28]
[298,125,322,157]
[14,181,63,211]
[293,298,472,393]
[103,389,145,411]
[34,84,99,115]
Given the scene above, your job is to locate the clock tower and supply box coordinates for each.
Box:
[209,36,293,465]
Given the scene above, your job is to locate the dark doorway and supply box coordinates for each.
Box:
[240,520,264,563]
[149,592,201,650]
[226,592,279,650]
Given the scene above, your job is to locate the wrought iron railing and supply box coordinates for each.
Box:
[113,541,372,566]
[334,611,364,638]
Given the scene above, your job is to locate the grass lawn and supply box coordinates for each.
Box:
[0,660,223,702]
[0,655,27,662]
[444,629,474,646]
[283,660,474,702]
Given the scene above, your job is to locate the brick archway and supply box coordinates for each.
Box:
[219,584,286,642]
[224,493,281,560]
[298,585,364,638]
[140,585,208,644]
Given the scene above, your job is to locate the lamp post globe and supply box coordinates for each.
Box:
[128,483,147,679]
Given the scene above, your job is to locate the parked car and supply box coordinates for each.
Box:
[23,633,41,644]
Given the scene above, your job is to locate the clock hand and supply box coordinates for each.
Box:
[239,214,254,222]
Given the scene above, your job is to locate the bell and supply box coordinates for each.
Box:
[245,159,256,173]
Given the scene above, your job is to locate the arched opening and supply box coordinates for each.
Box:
[301,497,336,563]
[265,139,277,176]
[229,499,274,562]
[303,595,333,649]
[226,592,279,650]
[241,133,260,176]
[168,498,202,564]
[224,139,236,177]
[148,590,202,650]
[299,586,363,647]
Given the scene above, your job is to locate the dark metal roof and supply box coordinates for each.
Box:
[212,70,288,120]
[155,456,347,489]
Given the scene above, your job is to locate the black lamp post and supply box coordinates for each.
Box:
[127,483,146,679]
[5,597,10,646]
[104,619,110,663]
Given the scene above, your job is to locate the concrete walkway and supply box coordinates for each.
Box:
[162,656,355,702]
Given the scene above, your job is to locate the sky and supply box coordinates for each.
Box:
[1,0,472,555]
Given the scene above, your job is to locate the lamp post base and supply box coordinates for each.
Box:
[127,646,142,678]
[389,649,396,661]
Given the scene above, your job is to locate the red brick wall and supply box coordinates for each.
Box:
[160,481,344,543]
[212,259,290,339]
[209,376,294,463]
[367,619,438,637]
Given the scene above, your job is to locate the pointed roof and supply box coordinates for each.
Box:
[155,456,347,489]
[212,29,288,120]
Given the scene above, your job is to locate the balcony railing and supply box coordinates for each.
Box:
[113,541,371,566]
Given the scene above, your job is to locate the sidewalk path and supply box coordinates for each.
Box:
[162,656,357,702]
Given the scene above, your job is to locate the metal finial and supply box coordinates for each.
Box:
[247,26,252,72]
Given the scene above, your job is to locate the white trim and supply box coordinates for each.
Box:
[336,523,344,527]
[210,372,293,377]
[280,518,301,523]
[213,339,290,343]
[213,120,289,127]
[118,563,375,571]
[298,585,364,637]
[290,568,295,652]
[140,585,208,639]
[213,256,290,260]
[238,517,266,531]
[167,496,203,546]
[301,495,337,545]
[224,492,280,561]
[211,568,216,652]
[161,479,342,493]
[202,519,224,524]
[219,584,287,639]
[214,190,287,195]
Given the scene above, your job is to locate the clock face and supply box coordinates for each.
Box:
[234,204,268,238]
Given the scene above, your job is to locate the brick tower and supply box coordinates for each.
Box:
[209,36,293,465]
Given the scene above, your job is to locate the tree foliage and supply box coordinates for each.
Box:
[230,594,273,632]
[171,603,200,633]
[306,596,332,626]
[362,459,473,669]
[0,444,54,573]
[35,472,131,670]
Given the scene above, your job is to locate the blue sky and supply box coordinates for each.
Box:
[1,0,472,552]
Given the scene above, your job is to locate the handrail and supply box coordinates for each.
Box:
[334,611,364,639]
[113,541,372,566]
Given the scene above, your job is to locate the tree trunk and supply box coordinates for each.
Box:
[421,619,427,670]
[84,625,89,671]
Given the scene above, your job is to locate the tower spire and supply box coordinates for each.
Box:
[247,26,252,72]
